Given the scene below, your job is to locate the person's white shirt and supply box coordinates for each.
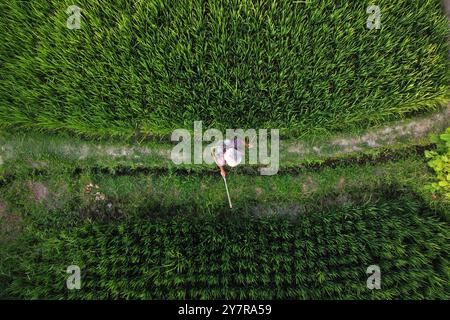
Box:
[213,139,243,167]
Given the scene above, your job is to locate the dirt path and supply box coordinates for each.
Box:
[443,0,450,18]
[285,106,450,159]
[1,107,449,166]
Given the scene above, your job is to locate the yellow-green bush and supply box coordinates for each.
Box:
[425,127,450,201]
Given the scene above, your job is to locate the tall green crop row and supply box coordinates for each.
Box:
[0,0,449,138]
[4,194,449,299]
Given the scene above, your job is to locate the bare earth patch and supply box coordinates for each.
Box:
[335,177,346,191]
[27,181,49,203]
[0,201,22,243]
[302,176,318,195]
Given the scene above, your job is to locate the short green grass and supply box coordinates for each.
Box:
[1,0,449,138]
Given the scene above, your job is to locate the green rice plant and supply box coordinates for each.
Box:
[2,192,449,299]
[0,0,449,138]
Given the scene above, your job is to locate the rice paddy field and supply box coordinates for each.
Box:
[4,193,449,299]
[0,0,449,137]
[1,0,450,300]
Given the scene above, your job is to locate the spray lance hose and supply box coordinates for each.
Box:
[211,146,233,209]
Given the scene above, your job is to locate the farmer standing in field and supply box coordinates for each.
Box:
[212,138,252,208]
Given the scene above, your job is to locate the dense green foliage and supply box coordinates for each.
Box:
[426,127,450,201]
[0,0,449,301]
[3,193,449,299]
[0,0,449,138]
